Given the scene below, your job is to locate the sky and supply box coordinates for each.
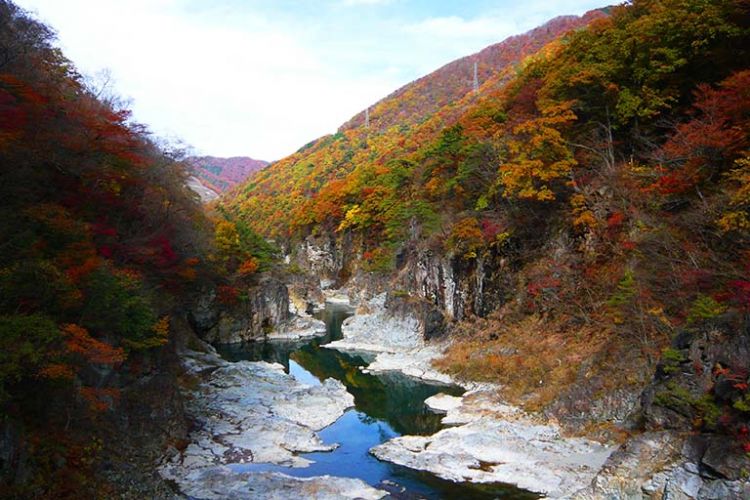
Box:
[16,0,606,161]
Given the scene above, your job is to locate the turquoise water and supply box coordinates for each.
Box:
[216,306,538,499]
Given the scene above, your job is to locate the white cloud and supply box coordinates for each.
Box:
[15,0,402,160]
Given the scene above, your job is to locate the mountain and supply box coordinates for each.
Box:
[227,9,607,240]
[224,0,750,489]
[187,155,268,194]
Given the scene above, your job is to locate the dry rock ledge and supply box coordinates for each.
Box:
[326,293,615,498]
[159,347,385,499]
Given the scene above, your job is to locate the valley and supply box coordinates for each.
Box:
[1,0,749,498]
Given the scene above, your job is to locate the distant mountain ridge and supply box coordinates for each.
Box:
[340,10,607,133]
[187,155,268,194]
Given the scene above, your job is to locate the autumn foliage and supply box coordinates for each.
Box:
[227,0,750,429]
[0,2,218,495]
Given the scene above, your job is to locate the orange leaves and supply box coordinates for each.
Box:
[66,256,100,284]
[38,363,75,380]
[61,324,125,365]
[150,316,170,346]
[79,387,120,413]
[447,216,485,258]
[238,257,259,276]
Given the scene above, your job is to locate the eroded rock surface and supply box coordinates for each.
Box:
[160,348,385,499]
[576,432,750,499]
[172,468,384,500]
[372,387,613,498]
[325,293,422,353]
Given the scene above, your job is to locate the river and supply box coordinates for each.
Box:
[215,304,538,499]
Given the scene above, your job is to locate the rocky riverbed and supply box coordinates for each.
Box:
[166,288,750,499]
[322,293,615,497]
[159,346,385,499]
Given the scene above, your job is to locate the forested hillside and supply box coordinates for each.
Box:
[227,0,750,456]
[0,3,227,496]
[227,9,605,241]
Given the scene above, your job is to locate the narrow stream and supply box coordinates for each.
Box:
[216,305,538,499]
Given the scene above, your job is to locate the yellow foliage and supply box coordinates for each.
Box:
[499,100,577,201]
[151,316,170,344]
[214,220,240,254]
[337,205,363,232]
[718,153,750,234]
[570,193,597,230]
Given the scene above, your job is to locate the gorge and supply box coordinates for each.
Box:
[1,0,750,498]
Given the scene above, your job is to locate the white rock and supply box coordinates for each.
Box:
[325,294,421,353]
[174,467,386,499]
[424,393,463,414]
[161,351,358,496]
[371,415,612,497]
[267,316,327,340]
[364,346,454,384]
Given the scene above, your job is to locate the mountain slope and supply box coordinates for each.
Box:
[227,9,606,240]
[340,10,607,133]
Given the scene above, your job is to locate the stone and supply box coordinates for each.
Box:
[372,385,613,498]
[266,315,327,340]
[701,436,750,481]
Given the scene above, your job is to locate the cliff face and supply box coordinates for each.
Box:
[188,276,291,344]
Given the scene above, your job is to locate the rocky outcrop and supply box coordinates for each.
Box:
[578,315,750,498]
[394,247,510,323]
[371,387,614,498]
[189,276,326,344]
[577,432,750,499]
[287,233,510,329]
[168,468,385,500]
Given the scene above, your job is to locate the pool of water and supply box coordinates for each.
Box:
[216,305,538,499]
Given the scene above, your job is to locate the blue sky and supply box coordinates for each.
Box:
[16,0,606,160]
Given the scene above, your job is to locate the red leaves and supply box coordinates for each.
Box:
[729,280,750,311]
[480,218,504,242]
[0,88,26,135]
[527,276,562,297]
[644,166,695,195]
[657,70,750,191]
[217,285,239,305]
[79,387,120,412]
[154,236,178,267]
[606,211,625,229]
